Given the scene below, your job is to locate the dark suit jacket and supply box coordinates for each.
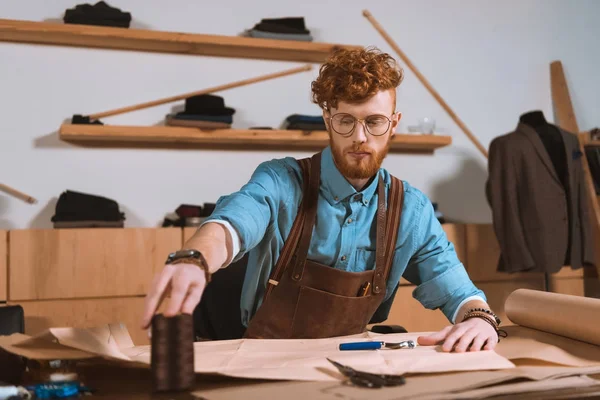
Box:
[486,122,595,273]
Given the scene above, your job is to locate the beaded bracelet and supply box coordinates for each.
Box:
[464,308,501,326]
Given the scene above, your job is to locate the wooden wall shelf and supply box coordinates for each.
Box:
[58,123,452,153]
[0,18,362,62]
[581,131,600,147]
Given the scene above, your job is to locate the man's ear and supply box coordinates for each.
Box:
[391,111,402,133]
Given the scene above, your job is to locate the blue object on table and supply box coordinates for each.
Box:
[26,381,92,399]
[339,340,416,351]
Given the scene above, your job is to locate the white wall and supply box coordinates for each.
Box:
[1,0,598,229]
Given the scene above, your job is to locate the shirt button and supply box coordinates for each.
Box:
[341,255,347,261]
[347,218,353,224]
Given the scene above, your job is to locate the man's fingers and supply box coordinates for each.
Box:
[163,274,190,317]
[453,328,478,353]
[469,334,488,352]
[441,326,469,352]
[483,336,498,350]
[417,326,452,346]
[141,266,176,329]
[181,284,204,315]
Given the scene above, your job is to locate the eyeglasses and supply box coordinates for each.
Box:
[327,358,406,388]
[328,113,394,137]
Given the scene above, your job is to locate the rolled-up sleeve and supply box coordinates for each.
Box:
[203,160,292,262]
[403,196,486,323]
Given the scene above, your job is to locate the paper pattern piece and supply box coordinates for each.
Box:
[123,332,515,381]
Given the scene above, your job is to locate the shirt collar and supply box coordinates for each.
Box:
[320,146,381,206]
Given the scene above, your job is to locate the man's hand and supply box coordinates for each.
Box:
[140,263,208,330]
[417,318,498,352]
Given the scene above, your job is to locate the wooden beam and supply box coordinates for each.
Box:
[0,18,361,63]
[362,10,488,158]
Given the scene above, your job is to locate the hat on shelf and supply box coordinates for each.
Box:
[252,17,310,35]
[51,189,125,228]
[63,1,132,28]
[179,94,235,116]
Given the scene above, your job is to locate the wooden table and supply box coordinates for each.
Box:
[72,361,600,400]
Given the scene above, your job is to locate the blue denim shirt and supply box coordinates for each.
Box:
[204,146,485,327]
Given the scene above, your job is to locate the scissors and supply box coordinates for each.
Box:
[338,340,416,351]
[326,358,406,388]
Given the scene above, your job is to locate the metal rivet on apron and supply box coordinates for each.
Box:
[294,274,300,279]
[374,286,380,293]
[376,272,382,277]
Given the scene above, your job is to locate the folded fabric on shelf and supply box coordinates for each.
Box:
[283,114,326,130]
[286,122,327,131]
[165,115,231,129]
[245,29,313,42]
[285,114,325,124]
[63,1,132,28]
[170,113,233,124]
[162,203,216,227]
[51,190,125,228]
[71,114,104,125]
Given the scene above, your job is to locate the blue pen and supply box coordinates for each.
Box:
[339,340,416,351]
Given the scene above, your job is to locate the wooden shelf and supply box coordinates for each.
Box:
[58,123,452,153]
[581,131,600,147]
[0,18,362,62]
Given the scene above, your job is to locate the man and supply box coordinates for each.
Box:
[142,47,501,352]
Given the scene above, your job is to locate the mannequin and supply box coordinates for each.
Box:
[519,110,571,289]
[519,110,568,190]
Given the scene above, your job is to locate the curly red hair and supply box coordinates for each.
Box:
[311,46,404,111]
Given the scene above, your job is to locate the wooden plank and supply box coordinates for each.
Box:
[0,231,6,301]
[0,18,361,63]
[8,228,180,301]
[550,62,600,279]
[10,297,152,346]
[59,124,452,153]
[550,61,579,133]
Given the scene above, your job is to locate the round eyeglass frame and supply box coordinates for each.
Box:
[328,113,395,137]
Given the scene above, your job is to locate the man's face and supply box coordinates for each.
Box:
[324,89,401,180]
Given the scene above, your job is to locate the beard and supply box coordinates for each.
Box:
[330,135,392,180]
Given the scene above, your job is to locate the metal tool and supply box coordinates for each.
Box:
[338,340,416,351]
[327,358,406,388]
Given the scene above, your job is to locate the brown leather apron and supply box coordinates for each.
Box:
[244,151,404,339]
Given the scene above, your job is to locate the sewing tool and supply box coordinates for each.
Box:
[151,313,195,392]
[339,340,416,351]
[326,358,406,388]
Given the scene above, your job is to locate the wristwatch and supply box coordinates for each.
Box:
[165,249,203,265]
[165,249,212,283]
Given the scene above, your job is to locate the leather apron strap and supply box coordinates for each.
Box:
[291,152,322,281]
[263,156,312,300]
[372,176,404,294]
